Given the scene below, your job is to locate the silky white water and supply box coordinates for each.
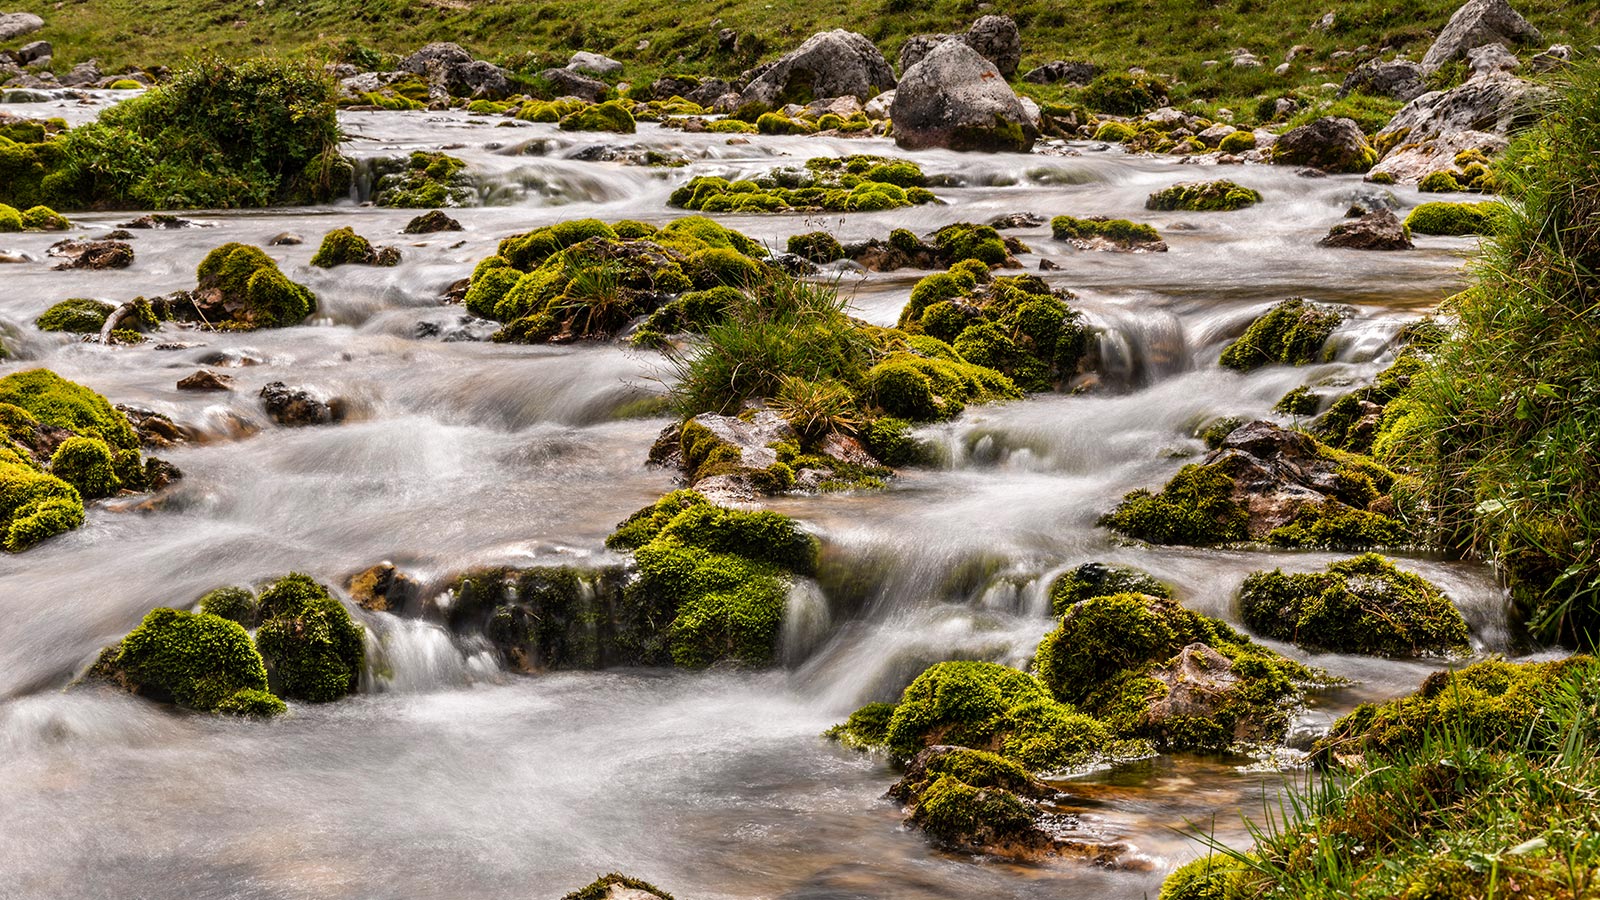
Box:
[0,94,1509,899]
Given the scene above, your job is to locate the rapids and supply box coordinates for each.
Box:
[0,95,1512,899]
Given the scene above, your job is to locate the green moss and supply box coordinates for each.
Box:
[1274,385,1320,416]
[1160,855,1252,900]
[1146,180,1262,212]
[309,226,393,267]
[881,660,1114,770]
[756,112,816,135]
[50,436,120,500]
[1219,298,1344,371]
[1050,215,1163,246]
[36,298,114,333]
[20,205,69,230]
[1093,121,1137,143]
[825,700,897,748]
[559,100,637,133]
[0,463,84,552]
[1103,464,1249,545]
[1312,656,1599,763]
[684,247,766,289]
[194,242,316,328]
[252,573,365,703]
[1403,201,1502,236]
[1239,554,1470,656]
[865,352,1021,422]
[1263,500,1407,550]
[669,157,934,214]
[110,607,274,712]
[1416,170,1463,193]
[1218,130,1257,153]
[0,369,139,450]
[0,204,20,232]
[932,222,1008,266]
[373,150,471,208]
[911,774,1039,849]
[859,416,925,467]
[199,586,258,627]
[1049,562,1172,617]
[214,687,288,717]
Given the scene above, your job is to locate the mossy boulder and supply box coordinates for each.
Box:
[36,298,115,333]
[190,243,316,329]
[1271,117,1378,173]
[559,101,637,134]
[199,586,258,627]
[373,151,472,208]
[1146,181,1261,212]
[252,573,365,702]
[1104,421,1409,550]
[1049,562,1172,617]
[1036,592,1313,752]
[49,435,120,500]
[1050,215,1166,251]
[853,660,1120,770]
[1239,554,1470,657]
[1404,201,1502,236]
[0,368,139,450]
[0,457,84,552]
[787,230,846,263]
[560,873,675,900]
[865,352,1021,422]
[93,607,278,714]
[668,155,934,214]
[309,227,400,268]
[1160,855,1252,900]
[604,490,819,668]
[1311,656,1600,765]
[1219,298,1345,371]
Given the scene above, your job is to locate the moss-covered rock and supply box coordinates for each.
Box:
[0,458,84,552]
[1159,855,1252,900]
[1218,130,1257,154]
[1050,215,1166,251]
[560,873,675,900]
[1219,299,1344,371]
[786,230,845,263]
[1146,181,1262,212]
[309,227,400,268]
[1102,463,1249,546]
[373,151,472,208]
[0,369,140,451]
[36,298,115,333]
[1238,554,1470,657]
[1403,201,1502,236]
[1036,592,1313,752]
[865,352,1021,422]
[190,243,316,329]
[49,436,119,500]
[668,155,935,214]
[199,586,258,627]
[559,100,637,133]
[443,564,631,671]
[1311,656,1599,765]
[96,607,277,713]
[252,573,365,703]
[604,490,819,669]
[1049,562,1172,617]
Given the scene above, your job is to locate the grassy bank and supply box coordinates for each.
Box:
[4,0,1597,112]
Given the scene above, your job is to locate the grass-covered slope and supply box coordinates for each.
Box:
[5,0,1594,112]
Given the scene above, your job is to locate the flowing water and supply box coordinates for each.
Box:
[0,95,1515,899]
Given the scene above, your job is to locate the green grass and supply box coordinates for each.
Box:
[5,0,1595,117]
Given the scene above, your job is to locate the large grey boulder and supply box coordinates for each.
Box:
[568,51,622,76]
[1368,130,1508,183]
[741,30,896,107]
[398,42,473,76]
[1378,75,1547,146]
[1272,117,1377,173]
[1466,42,1519,79]
[1341,59,1427,103]
[891,39,1037,153]
[17,40,51,66]
[0,12,43,42]
[1420,0,1541,71]
[399,42,510,98]
[899,15,1022,77]
[536,67,609,103]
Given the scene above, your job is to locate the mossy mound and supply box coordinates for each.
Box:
[198,586,258,627]
[1313,351,1427,456]
[192,243,316,329]
[786,230,845,263]
[1049,562,1172,617]
[252,573,365,703]
[1238,554,1470,657]
[1219,298,1344,371]
[309,227,400,268]
[1218,130,1257,153]
[1145,180,1262,212]
[373,151,472,208]
[1403,201,1502,236]
[604,490,818,668]
[464,216,769,343]
[895,267,1089,393]
[837,660,1121,771]
[50,436,120,500]
[1311,656,1599,764]
[0,368,140,451]
[0,455,84,552]
[865,351,1022,422]
[669,155,935,214]
[1102,463,1249,546]
[558,100,637,133]
[92,607,277,714]
[36,298,115,333]
[1050,215,1166,251]
[1036,592,1314,752]
[0,202,69,231]
[1159,855,1252,900]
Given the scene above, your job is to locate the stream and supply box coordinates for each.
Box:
[0,96,1517,899]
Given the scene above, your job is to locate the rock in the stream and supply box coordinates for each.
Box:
[1272,117,1377,173]
[558,874,676,900]
[0,12,44,42]
[990,212,1046,229]
[740,30,897,107]
[118,404,193,448]
[403,210,463,234]
[891,39,1037,153]
[1319,208,1413,250]
[267,231,303,246]
[120,214,197,229]
[47,239,134,270]
[259,382,345,427]
[346,562,421,613]
[1420,0,1541,72]
[1341,59,1427,103]
[176,370,235,392]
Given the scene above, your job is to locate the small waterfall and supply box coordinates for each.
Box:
[362,615,499,693]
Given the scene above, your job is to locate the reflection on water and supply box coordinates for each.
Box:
[0,93,1497,899]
